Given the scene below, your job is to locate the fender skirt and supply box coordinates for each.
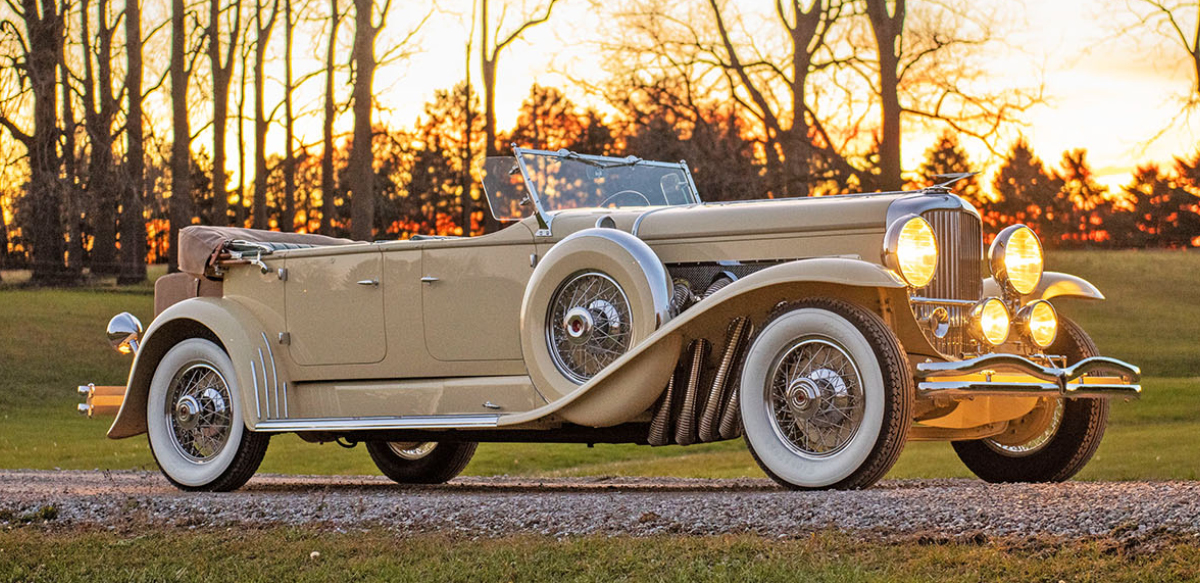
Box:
[501,257,908,428]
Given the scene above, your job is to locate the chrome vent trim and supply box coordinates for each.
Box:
[913,209,983,357]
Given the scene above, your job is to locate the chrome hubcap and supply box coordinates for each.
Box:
[766,338,865,457]
[165,363,233,462]
[387,442,437,460]
[985,399,1064,456]
[547,271,632,384]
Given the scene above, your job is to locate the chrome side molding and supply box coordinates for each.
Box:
[253,414,501,433]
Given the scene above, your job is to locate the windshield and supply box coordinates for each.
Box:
[482,149,700,222]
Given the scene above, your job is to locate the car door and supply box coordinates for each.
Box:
[420,227,535,362]
[284,247,386,366]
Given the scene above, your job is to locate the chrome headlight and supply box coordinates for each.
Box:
[969,297,1010,346]
[1016,300,1058,349]
[989,225,1043,295]
[883,215,938,288]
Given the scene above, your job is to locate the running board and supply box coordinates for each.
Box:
[253,414,500,432]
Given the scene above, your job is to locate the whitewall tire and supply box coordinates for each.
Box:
[740,298,912,490]
[146,338,269,491]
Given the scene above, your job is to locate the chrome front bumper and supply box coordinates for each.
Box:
[916,354,1141,399]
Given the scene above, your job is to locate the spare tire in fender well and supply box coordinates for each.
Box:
[520,228,673,403]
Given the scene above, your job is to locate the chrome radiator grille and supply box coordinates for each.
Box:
[912,209,984,357]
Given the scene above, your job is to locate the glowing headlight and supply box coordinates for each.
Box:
[970,297,1010,346]
[884,216,938,288]
[989,225,1043,295]
[1017,300,1058,349]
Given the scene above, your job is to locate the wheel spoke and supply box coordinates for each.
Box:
[766,338,864,457]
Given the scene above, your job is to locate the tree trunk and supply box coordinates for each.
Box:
[347,0,375,241]
[253,0,278,230]
[866,0,905,191]
[119,0,147,284]
[281,0,296,232]
[210,0,240,226]
[319,0,339,235]
[85,0,121,276]
[60,42,84,278]
[462,45,473,236]
[24,0,69,284]
[169,0,194,272]
[236,41,249,227]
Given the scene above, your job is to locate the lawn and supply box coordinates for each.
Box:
[2,528,1198,582]
[1,250,1197,480]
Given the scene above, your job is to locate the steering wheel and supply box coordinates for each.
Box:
[599,189,652,208]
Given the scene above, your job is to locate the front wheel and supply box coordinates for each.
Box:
[740,298,913,490]
[365,441,477,484]
[951,317,1109,483]
[146,338,269,492]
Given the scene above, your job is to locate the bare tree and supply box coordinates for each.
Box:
[280,0,296,231]
[1122,0,1199,140]
[79,0,123,275]
[480,0,559,157]
[208,0,242,226]
[0,0,72,283]
[168,0,198,271]
[252,0,280,229]
[118,0,147,284]
[319,0,341,234]
[862,0,1040,190]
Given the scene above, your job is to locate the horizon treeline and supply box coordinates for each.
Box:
[0,0,1198,285]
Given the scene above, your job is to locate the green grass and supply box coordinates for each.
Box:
[0,250,1197,480]
[2,528,1199,582]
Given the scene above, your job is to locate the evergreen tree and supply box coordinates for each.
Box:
[992,139,1067,247]
[917,131,986,212]
[1055,149,1110,247]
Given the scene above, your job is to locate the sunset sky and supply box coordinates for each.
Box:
[354,0,1197,193]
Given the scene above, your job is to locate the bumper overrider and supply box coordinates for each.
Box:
[916,353,1141,399]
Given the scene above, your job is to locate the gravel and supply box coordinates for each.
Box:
[2,470,1198,541]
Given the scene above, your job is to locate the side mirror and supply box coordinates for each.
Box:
[107,312,144,355]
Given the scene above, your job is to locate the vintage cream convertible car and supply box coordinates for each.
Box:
[79,147,1141,491]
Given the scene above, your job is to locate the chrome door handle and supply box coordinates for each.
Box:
[356,279,379,287]
[420,276,439,284]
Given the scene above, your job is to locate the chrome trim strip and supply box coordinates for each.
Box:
[262,332,280,419]
[257,348,270,419]
[253,415,501,432]
[250,360,261,420]
[909,297,979,306]
[282,383,289,418]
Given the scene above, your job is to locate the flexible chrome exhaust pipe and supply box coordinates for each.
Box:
[699,317,749,442]
[674,338,710,446]
[718,320,754,440]
[648,370,679,446]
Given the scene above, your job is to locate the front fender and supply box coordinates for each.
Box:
[502,257,909,428]
[107,297,286,439]
[983,271,1105,302]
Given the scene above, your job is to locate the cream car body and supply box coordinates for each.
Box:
[82,147,1140,491]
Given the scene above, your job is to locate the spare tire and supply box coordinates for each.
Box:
[521,228,672,402]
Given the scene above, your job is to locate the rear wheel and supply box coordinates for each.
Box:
[740,298,912,490]
[952,317,1110,482]
[365,441,477,484]
[146,338,269,492]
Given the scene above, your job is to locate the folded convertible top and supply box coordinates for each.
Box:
[178,225,361,278]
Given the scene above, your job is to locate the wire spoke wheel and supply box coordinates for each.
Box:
[984,399,1064,457]
[546,271,633,384]
[165,363,233,462]
[766,338,866,458]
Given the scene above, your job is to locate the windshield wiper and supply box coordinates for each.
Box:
[557,149,643,169]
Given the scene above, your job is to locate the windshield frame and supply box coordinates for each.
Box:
[506,147,703,231]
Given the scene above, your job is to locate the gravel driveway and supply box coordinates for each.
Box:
[2,470,1198,541]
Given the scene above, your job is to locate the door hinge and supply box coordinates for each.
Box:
[277,267,288,281]
[278,332,291,345]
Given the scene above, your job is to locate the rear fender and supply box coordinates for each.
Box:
[107,297,286,439]
[502,257,910,428]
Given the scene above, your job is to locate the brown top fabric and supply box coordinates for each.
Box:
[178,226,360,277]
